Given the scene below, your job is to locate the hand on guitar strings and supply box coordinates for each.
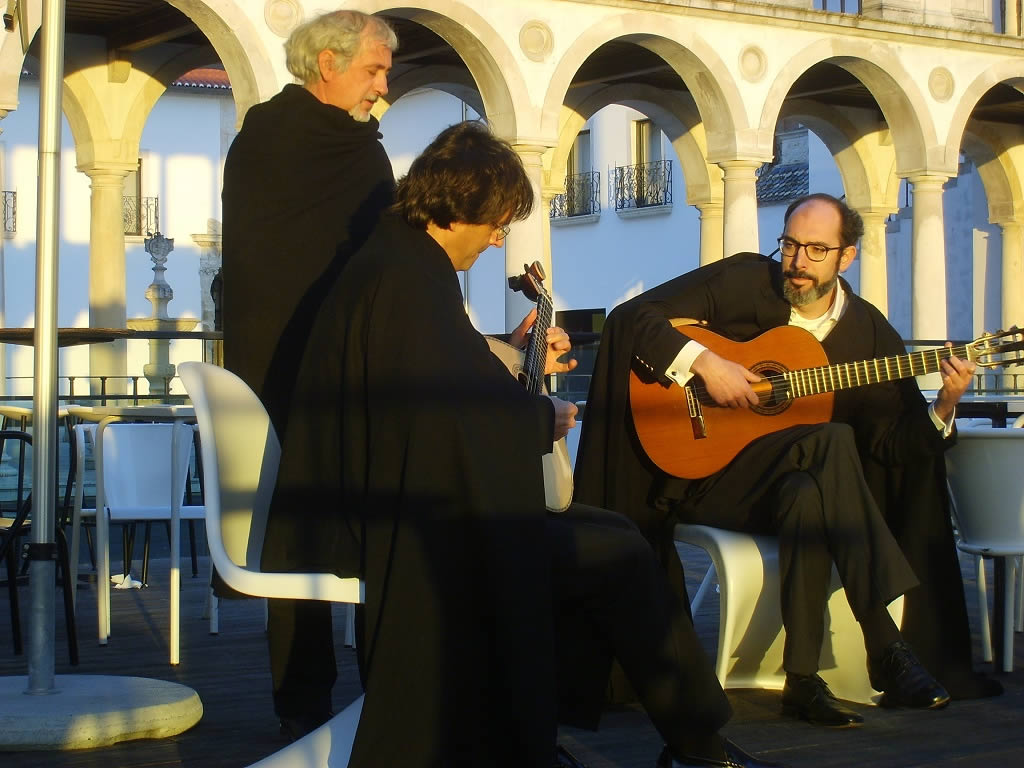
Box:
[508,308,580,375]
[547,396,578,441]
[933,342,976,424]
[691,348,762,409]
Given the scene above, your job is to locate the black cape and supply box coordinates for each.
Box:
[221,84,394,574]
[273,214,560,766]
[575,253,992,698]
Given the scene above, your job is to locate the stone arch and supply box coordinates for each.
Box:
[762,39,938,176]
[375,64,484,120]
[166,0,275,127]
[553,83,720,207]
[780,99,900,212]
[947,60,1024,178]
[358,1,528,139]
[542,14,752,159]
[961,122,1024,224]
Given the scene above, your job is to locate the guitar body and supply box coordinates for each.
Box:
[629,325,834,479]
[486,337,574,512]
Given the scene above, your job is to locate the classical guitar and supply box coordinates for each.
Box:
[629,323,1024,480]
[486,261,574,512]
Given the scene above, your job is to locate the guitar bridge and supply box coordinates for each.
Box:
[685,386,707,440]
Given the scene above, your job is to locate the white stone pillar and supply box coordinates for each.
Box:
[193,228,223,367]
[505,144,549,332]
[695,201,724,266]
[82,165,133,396]
[0,109,8,401]
[857,209,891,316]
[999,220,1023,331]
[719,160,761,258]
[907,174,949,340]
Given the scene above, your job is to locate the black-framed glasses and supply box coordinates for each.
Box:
[775,236,842,262]
[493,224,511,240]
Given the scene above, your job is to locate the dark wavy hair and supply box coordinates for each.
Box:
[393,121,534,229]
[783,193,864,248]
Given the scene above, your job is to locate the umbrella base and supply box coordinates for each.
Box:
[0,674,202,750]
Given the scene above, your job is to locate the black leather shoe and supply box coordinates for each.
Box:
[869,640,951,709]
[781,673,864,727]
[657,739,787,768]
[555,744,590,768]
[278,709,333,742]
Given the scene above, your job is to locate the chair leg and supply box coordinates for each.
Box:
[142,522,155,587]
[689,563,718,616]
[1016,555,1023,634]
[976,555,993,663]
[5,539,22,655]
[188,520,198,578]
[55,527,80,666]
[1004,557,1016,673]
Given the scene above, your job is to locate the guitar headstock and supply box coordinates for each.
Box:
[967,327,1024,368]
[507,261,547,302]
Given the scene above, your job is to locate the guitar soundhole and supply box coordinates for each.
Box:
[749,360,791,416]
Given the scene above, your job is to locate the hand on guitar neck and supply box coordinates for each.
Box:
[691,348,763,409]
[934,342,976,423]
[509,307,579,375]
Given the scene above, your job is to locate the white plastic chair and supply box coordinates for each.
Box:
[945,423,1024,672]
[93,421,209,663]
[675,524,903,704]
[179,361,365,768]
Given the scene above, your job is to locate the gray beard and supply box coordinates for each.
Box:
[783,273,838,307]
[348,106,372,122]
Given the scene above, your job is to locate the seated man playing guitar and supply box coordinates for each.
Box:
[575,193,1005,729]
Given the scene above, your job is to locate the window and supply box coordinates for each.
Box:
[123,158,159,236]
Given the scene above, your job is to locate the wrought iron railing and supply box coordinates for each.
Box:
[123,195,160,236]
[612,160,672,211]
[2,190,15,234]
[550,171,601,218]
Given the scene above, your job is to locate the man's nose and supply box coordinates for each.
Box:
[376,72,389,96]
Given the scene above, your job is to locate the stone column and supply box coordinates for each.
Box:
[0,109,8,401]
[719,160,762,258]
[856,209,892,316]
[81,164,134,395]
[192,225,222,364]
[505,144,550,332]
[907,174,949,340]
[695,200,724,266]
[998,220,1023,332]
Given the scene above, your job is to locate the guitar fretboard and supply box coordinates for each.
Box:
[779,342,970,398]
[523,292,554,395]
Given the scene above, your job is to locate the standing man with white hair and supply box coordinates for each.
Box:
[221,9,397,741]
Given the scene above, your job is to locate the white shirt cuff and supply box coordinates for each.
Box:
[928,401,954,437]
[665,341,707,387]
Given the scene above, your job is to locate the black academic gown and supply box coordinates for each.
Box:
[272,214,560,767]
[575,253,992,698]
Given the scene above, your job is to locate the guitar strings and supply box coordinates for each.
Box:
[681,342,971,403]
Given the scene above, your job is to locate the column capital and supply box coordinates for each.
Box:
[716,159,766,175]
[77,161,137,180]
[903,172,950,189]
[191,233,223,250]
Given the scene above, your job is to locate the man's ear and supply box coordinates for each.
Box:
[838,244,857,272]
[317,50,336,82]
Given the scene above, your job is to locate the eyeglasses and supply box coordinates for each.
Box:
[775,236,842,262]
[493,224,511,240]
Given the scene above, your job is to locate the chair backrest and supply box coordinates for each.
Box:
[178,362,279,576]
[946,425,1024,555]
[180,362,363,604]
[100,422,196,516]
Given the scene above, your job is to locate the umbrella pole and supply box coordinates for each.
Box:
[27,0,66,695]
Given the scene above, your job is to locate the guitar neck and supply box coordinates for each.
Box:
[523,292,554,394]
[780,341,971,399]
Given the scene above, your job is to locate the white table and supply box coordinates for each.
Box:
[67,404,196,664]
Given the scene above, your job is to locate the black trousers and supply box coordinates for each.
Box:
[268,598,336,720]
[678,423,918,675]
[550,503,731,757]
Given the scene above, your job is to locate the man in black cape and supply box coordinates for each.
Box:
[273,121,785,768]
[576,194,997,728]
[221,9,397,738]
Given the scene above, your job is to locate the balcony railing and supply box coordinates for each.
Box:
[612,160,672,211]
[550,171,601,219]
[2,191,14,234]
[123,195,160,237]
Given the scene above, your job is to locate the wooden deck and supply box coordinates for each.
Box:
[1,543,1022,768]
